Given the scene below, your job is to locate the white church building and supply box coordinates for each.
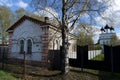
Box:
[99,24,116,47]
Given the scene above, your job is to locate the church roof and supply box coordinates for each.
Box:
[6,15,50,32]
[104,24,110,29]
[110,26,114,31]
[100,27,105,31]
[6,15,77,38]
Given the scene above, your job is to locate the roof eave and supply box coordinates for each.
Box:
[6,30,13,33]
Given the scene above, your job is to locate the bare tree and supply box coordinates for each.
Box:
[31,0,112,74]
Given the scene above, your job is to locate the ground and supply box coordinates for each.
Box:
[0,70,18,80]
[1,64,120,80]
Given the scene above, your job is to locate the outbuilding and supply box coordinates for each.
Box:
[6,15,76,67]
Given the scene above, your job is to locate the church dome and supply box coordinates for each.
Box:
[100,27,105,31]
[104,24,110,29]
[110,26,114,31]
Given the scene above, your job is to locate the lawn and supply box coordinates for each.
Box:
[0,70,18,80]
[92,53,104,61]
[83,68,120,80]
[1,63,120,80]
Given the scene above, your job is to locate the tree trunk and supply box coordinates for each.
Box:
[61,0,69,74]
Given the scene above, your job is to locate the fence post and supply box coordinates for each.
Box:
[81,46,84,72]
[60,46,64,73]
[23,51,26,80]
[2,47,5,70]
[110,45,114,73]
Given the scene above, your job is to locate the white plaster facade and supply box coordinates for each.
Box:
[48,26,77,58]
[99,33,116,45]
[99,25,116,49]
[7,15,77,64]
[11,20,42,61]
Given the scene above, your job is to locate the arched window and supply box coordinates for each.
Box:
[27,39,32,54]
[56,40,59,49]
[20,40,24,54]
[53,39,55,50]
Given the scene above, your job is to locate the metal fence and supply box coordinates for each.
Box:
[0,45,9,61]
[69,45,120,73]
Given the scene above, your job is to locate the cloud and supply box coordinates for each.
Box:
[91,26,102,43]
[91,26,101,35]
[95,0,120,28]
[112,0,120,11]
[16,0,28,9]
[0,0,28,9]
[0,0,8,5]
[95,16,106,26]
[93,0,120,43]
[0,0,13,7]
[116,31,120,39]
[34,7,58,19]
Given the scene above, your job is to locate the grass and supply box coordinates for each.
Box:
[0,70,18,80]
[0,64,101,80]
[1,63,120,80]
[92,53,104,61]
[99,71,120,80]
[83,68,120,80]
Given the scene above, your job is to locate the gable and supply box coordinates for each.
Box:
[7,15,77,39]
[12,19,43,40]
[6,15,50,32]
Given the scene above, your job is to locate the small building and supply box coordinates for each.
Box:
[6,15,76,67]
[99,24,116,47]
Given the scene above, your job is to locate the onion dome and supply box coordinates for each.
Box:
[104,24,110,29]
[100,27,105,32]
[110,26,114,31]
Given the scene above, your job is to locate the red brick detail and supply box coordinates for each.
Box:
[41,34,48,38]
[41,26,49,67]
[41,41,49,44]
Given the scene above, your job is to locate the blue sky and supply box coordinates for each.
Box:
[0,0,33,11]
[0,0,120,43]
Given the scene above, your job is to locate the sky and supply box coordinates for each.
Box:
[0,0,120,43]
[0,0,33,11]
[94,0,120,42]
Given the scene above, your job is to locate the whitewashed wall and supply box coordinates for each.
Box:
[68,39,77,59]
[48,28,62,50]
[11,20,42,61]
[99,33,116,45]
[48,27,77,59]
[48,28,76,51]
